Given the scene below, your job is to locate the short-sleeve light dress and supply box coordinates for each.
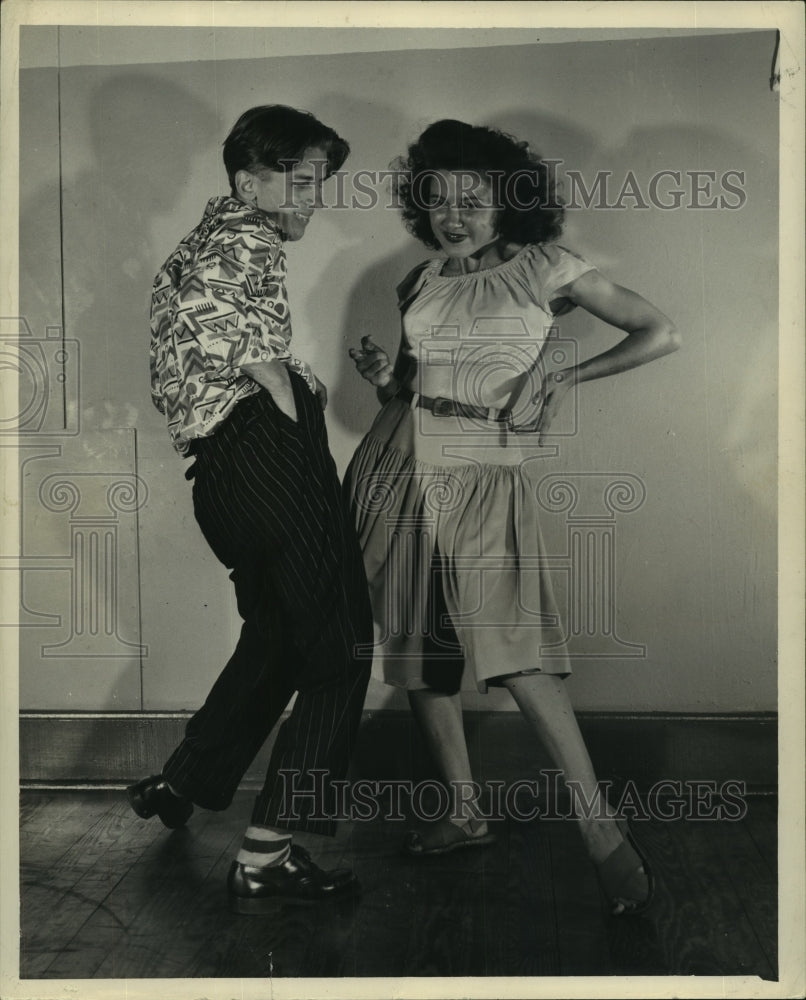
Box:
[344,243,596,693]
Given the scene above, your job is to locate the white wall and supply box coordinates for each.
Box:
[17,28,778,711]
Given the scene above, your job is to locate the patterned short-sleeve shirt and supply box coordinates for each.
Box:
[150,195,317,454]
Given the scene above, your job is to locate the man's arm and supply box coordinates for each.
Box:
[173,223,318,419]
[241,358,297,422]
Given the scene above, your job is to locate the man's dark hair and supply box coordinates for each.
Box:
[223,105,350,194]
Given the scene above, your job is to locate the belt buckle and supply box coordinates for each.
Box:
[431,396,456,417]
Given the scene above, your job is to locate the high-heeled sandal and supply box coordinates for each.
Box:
[595,819,654,916]
[403,817,497,857]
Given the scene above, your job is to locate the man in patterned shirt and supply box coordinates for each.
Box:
[130,106,373,912]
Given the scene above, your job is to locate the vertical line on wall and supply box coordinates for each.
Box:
[134,428,145,711]
[694,38,717,682]
[56,26,68,431]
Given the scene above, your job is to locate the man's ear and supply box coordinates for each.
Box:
[234,169,256,203]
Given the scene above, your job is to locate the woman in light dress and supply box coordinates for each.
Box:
[346,119,679,915]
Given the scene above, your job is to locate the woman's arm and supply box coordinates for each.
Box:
[535,269,680,443]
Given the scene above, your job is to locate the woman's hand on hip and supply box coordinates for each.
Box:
[533,369,576,445]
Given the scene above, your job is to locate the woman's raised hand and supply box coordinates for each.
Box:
[349,336,395,388]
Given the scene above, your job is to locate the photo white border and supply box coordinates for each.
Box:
[1,2,803,999]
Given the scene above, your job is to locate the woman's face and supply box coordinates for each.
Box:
[426,170,502,259]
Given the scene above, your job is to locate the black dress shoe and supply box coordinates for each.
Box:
[227,845,359,913]
[127,774,193,829]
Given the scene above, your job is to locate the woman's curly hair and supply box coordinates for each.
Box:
[393,119,564,251]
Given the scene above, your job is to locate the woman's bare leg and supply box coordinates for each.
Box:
[501,673,623,862]
[407,688,488,831]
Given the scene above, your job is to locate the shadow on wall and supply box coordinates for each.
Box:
[299,91,426,432]
[20,71,220,433]
[492,107,600,180]
[17,70,222,710]
[85,71,220,213]
[596,121,778,514]
[326,245,423,436]
[580,121,775,263]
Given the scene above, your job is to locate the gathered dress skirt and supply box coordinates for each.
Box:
[344,397,571,693]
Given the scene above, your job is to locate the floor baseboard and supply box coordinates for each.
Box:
[19,710,777,795]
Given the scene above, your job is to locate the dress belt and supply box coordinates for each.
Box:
[395,385,515,430]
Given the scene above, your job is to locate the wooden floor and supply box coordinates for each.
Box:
[19,788,777,981]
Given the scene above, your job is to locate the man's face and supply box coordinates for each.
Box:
[249,146,328,241]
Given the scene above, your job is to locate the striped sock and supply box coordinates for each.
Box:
[236,825,292,869]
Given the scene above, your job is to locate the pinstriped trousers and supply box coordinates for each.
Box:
[162,374,373,836]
